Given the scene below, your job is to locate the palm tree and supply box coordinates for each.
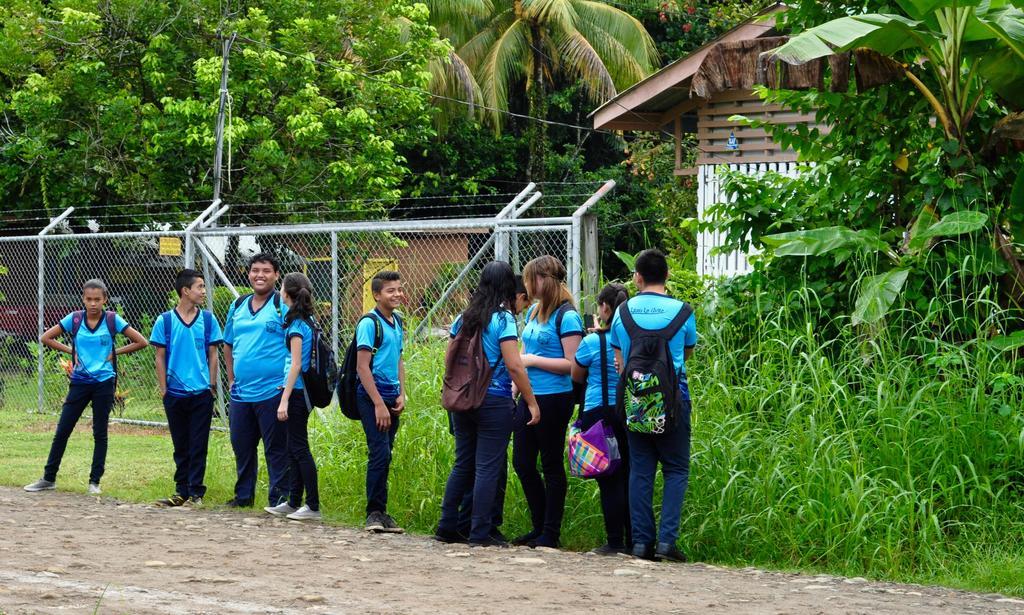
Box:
[453,0,658,180]
[420,0,492,129]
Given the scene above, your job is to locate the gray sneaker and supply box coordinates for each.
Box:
[24,479,55,492]
[365,511,386,532]
[286,506,322,521]
[381,513,405,534]
[264,502,297,517]
[88,483,101,495]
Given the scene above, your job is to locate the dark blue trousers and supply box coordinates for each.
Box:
[628,401,692,549]
[356,391,399,514]
[163,390,214,498]
[439,394,515,542]
[229,394,290,506]
[44,380,115,484]
[449,411,506,535]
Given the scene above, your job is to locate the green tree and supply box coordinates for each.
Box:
[0,0,447,227]
[456,0,658,181]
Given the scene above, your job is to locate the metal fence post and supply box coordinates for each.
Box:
[331,231,339,359]
[36,207,75,413]
[494,183,537,263]
[570,180,616,304]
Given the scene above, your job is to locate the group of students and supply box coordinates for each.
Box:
[22,248,697,561]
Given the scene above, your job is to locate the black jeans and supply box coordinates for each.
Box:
[512,391,575,542]
[285,390,320,511]
[44,380,115,484]
[163,390,214,498]
[449,411,506,535]
[579,405,631,548]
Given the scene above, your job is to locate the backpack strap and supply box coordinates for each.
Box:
[598,330,609,409]
[104,310,120,390]
[162,310,173,368]
[273,292,282,321]
[70,310,85,364]
[554,301,573,337]
[233,293,251,310]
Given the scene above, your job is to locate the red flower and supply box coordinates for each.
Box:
[686,5,696,14]
[659,11,667,22]
[682,22,692,32]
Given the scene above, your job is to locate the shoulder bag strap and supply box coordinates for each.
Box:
[598,331,609,409]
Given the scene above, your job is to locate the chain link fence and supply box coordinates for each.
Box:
[0,182,611,426]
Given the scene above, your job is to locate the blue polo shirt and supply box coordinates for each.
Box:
[355,309,403,399]
[59,311,130,384]
[149,309,223,397]
[283,318,314,391]
[450,309,518,398]
[521,303,584,395]
[574,331,619,412]
[609,292,697,399]
[224,293,290,402]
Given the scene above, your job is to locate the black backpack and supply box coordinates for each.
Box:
[294,317,337,409]
[338,312,402,420]
[615,301,693,435]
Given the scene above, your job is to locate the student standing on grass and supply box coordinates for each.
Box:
[150,269,223,508]
[355,271,407,533]
[453,274,531,541]
[265,272,322,521]
[25,279,148,495]
[223,253,291,508]
[435,261,540,547]
[571,283,632,555]
[511,255,584,548]
[610,249,697,563]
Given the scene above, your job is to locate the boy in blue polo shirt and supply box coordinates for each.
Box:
[150,269,223,507]
[355,271,406,533]
[223,254,291,508]
[610,249,697,563]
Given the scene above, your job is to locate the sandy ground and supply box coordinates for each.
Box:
[1,487,1023,615]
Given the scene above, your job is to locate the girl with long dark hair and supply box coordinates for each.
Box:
[512,255,584,548]
[435,261,539,547]
[266,272,321,521]
[570,283,631,554]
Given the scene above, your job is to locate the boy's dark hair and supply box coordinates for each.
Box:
[634,249,669,285]
[514,274,526,296]
[371,270,401,294]
[174,269,204,297]
[247,253,280,273]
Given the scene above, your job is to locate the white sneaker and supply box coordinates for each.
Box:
[24,479,56,492]
[286,506,322,521]
[88,483,101,495]
[264,502,297,516]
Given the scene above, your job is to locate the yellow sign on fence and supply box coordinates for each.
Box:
[363,258,398,313]
[159,237,182,257]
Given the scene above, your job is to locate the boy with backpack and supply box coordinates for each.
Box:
[609,249,697,563]
[223,254,291,508]
[149,269,223,508]
[354,271,406,533]
[24,279,148,495]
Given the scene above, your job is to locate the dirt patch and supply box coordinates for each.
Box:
[19,418,169,437]
[1,487,1022,615]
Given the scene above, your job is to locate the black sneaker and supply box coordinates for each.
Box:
[592,543,629,556]
[365,511,386,532]
[489,528,508,543]
[655,542,687,563]
[380,513,405,534]
[155,494,187,507]
[469,536,510,548]
[528,535,560,549]
[225,497,254,508]
[433,527,468,544]
[511,529,541,546]
[631,543,659,561]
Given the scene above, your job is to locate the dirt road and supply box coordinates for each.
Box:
[1,487,1022,614]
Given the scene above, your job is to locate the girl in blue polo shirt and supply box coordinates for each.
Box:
[435,261,539,547]
[512,255,584,548]
[25,279,148,495]
[571,283,631,555]
[266,272,321,521]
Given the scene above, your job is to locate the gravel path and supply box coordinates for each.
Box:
[2,487,1022,614]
